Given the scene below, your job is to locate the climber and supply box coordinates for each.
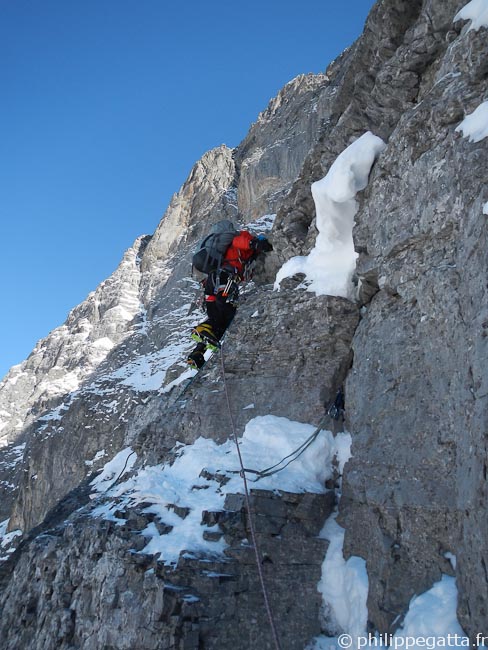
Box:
[187,227,273,369]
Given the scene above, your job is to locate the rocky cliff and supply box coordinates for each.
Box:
[1,0,487,648]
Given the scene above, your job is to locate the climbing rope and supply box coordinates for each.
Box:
[102,450,137,493]
[237,415,328,482]
[221,390,342,482]
[219,340,283,650]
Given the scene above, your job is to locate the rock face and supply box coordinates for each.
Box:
[0,235,149,443]
[266,0,488,637]
[1,0,488,646]
[140,145,238,297]
[235,74,331,221]
[0,235,150,523]
[0,490,333,650]
[160,289,358,447]
[341,7,488,632]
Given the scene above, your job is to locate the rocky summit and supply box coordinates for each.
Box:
[1,0,487,648]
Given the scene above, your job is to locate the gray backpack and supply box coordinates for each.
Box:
[192,221,237,274]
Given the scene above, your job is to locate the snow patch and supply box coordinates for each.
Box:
[246,213,276,234]
[318,516,369,638]
[393,576,467,645]
[85,449,108,467]
[105,304,199,392]
[483,201,488,215]
[92,337,114,351]
[38,370,80,397]
[111,343,189,391]
[91,415,349,566]
[37,398,74,430]
[454,0,488,31]
[90,447,137,492]
[0,519,22,562]
[456,101,488,142]
[274,132,386,299]
[104,304,137,322]
[6,443,26,468]
[162,368,196,393]
[312,536,468,649]
[242,146,265,166]
[134,304,149,334]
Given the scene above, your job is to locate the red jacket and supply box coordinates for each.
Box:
[222,231,255,275]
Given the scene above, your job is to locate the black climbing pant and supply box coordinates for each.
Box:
[203,297,236,340]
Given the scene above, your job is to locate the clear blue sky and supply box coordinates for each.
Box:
[0,0,375,379]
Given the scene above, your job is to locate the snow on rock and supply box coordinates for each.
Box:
[318,516,369,638]
[161,367,196,394]
[104,303,203,392]
[444,552,457,570]
[311,541,469,650]
[37,370,81,398]
[110,338,194,392]
[0,519,22,562]
[91,415,350,566]
[274,132,386,299]
[110,348,182,392]
[36,398,75,432]
[92,337,114,351]
[90,447,137,493]
[456,101,488,142]
[310,424,469,648]
[0,412,12,437]
[85,449,108,467]
[0,236,147,448]
[246,213,276,234]
[483,201,488,215]
[393,576,468,646]
[6,444,25,468]
[309,433,373,648]
[454,0,488,31]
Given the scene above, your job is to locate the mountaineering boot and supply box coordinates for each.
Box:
[187,352,205,369]
[187,343,206,369]
[191,324,220,351]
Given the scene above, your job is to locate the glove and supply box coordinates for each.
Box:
[251,235,273,253]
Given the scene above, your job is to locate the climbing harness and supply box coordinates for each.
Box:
[219,340,283,650]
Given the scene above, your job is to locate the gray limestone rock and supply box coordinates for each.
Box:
[0,489,332,650]
[235,74,332,221]
[340,5,488,637]
[156,287,358,449]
